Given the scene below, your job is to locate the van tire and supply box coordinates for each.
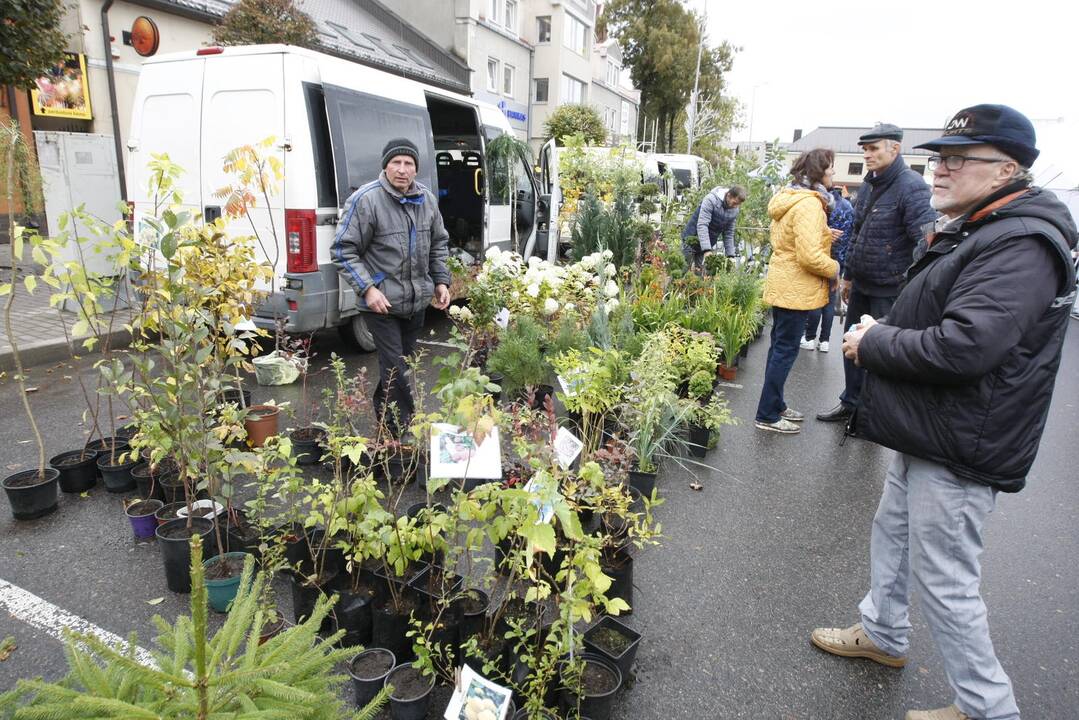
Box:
[338,315,376,352]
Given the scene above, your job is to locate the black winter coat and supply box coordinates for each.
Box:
[855,185,1078,492]
[845,156,936,296]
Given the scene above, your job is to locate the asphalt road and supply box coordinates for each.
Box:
[1,313,1077,719]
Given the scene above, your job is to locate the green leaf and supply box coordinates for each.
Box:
[23,275,37,294]
[518,522,556,555]
[160,234,177,260]
[0,283,11,296]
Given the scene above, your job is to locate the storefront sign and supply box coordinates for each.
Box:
[30,53,92,120]
[497,99,527,123]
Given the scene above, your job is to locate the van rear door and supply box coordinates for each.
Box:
[199,52,286,289]
[127,57,205,243]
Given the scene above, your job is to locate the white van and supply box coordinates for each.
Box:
[650,153,712,197]
[127,44,551,349]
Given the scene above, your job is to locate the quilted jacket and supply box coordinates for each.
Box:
[762,188,840,310]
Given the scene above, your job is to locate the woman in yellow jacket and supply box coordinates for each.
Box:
[754,148,841,434]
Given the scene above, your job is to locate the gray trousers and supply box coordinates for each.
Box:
[859,453,1020,719]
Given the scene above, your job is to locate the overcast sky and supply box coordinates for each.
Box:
[684,0,1077,187]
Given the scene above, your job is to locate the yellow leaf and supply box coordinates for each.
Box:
[23,276,37,294]
[146,597,164,605]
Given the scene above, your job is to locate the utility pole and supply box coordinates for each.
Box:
[687,3,707,154]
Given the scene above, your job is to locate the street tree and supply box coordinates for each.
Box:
[213,0,317,48]
[0,0,68,90]
[543,104,607,145]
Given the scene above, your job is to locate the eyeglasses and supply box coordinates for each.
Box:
[927,154,1010,172]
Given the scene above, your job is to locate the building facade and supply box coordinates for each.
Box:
[589,39,639,147]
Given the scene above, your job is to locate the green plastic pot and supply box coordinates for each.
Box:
[203,552,250,612]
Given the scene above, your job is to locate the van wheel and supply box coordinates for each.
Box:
[337,315,376,352]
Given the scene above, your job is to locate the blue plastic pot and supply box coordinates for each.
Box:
[203,552,250,612]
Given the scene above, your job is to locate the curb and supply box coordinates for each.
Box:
[0,328,133,372]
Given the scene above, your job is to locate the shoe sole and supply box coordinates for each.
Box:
[809,635,908,668]
[754,421,800,434]
[781,414,805,423]
[815,413,853,423]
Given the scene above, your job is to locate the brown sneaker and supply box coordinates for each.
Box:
[810,622,907,668]
[905,705,972,720]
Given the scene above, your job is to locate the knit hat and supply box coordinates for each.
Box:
[381,138,419,170]
[914,104,1039,168]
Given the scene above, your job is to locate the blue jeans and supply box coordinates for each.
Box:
[839,287,896,407]
[755,307,809,423]
[860,453,1019,720]
[805,284,838,342]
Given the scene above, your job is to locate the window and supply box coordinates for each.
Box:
[487,58,499,92]
[620,100,631,136]
[560,74,585,104]
[302,83,338,208]
[563,13,589,55]
[533,77,549,103]
[848,161,864,175]
[503,64,515,97]
[606,61,618,87]
[504,0,517,32]
[488,0,499,23]
[537,15,551,43]
[911,164,926,175]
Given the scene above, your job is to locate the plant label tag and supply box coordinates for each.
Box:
[443,663,513,720]
[554,426,583,469]
[494,307,510,329]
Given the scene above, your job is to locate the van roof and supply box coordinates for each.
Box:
[144,44,513,134]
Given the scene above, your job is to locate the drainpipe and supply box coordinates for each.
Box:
[526,45,534,144]
[101,0,128,201]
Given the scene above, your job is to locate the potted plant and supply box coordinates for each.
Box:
[715,307,749,380]
[1,123,59,520]
[687,393,736,458]
[486,317,553,408]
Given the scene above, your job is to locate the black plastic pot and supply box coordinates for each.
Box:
[96,454,137,493]
[225,513,262,556]
[372,597,418,663]
[3,468,60,520]
[329,573,375,646]
[487,372,504,403]
[131,462,163,501]
[220,387,252,408]
[558,653,622,720]
[159,472,186,505]
[85,438,129,479]
[687,424,710,458]
[384,663,434,720]
[289,427,326,465]
[458,588,490,647]
[602,550,634,615]
[114,423,139,439]
[627,468,657,497]
[512,710,556,720]
[583,615,642,688]
[155,517,216,593]
[49,450,98,493]
[289,570,339,633]
[349,648,395,709]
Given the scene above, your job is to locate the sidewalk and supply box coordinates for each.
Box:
[0,244,132,371]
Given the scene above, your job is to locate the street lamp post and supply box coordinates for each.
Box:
[747,82,767,142]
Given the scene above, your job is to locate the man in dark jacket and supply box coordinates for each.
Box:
[811,105,1078,720]
[332,137,451,437]
[816,123,936,422]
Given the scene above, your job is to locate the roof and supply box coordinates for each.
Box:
[789,126,944,156]
[132,0,471,93]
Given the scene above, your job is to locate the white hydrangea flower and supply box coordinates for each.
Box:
[605,298,620,313]
[605,280,619,298]
[605,264,617,277]
[564,302,576,313]
[526,283,541,298]
[602,249,614,260]
[543,298,559,316]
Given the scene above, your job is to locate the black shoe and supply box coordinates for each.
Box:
[816,403,854,422]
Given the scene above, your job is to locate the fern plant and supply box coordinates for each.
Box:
[1,535,391,720]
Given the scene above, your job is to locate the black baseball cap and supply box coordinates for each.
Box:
[914,104,1039,168]
[858,123,904,144]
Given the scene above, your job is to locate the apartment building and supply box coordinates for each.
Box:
[589,39,639,147]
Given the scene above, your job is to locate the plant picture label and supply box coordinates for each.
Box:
[553,426,583,469]
[430,423,503,479]
[494,307,510,329]
[443,664,512,720]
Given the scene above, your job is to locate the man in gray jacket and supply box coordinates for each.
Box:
[681,184,747,268]
[332,137,451,437]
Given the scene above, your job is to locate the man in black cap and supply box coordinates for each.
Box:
[816,122,936,423]
[332,137,451,437]
[811,105,1077,720]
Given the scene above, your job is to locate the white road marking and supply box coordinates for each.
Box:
[0,577,158,668]
[416,339,458,349]
[715,381,743,389]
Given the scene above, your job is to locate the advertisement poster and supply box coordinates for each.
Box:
[31,53,93,120]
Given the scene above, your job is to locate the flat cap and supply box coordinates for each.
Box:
[858,123,904,144]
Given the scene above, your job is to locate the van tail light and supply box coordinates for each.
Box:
[196,47,224,56]
[285,209,317,273]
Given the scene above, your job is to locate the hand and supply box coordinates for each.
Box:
[842,316,877,365]
[431,283,451,310]
[840,278,852,304]
[364,285,391,314]
[830,228,844,241]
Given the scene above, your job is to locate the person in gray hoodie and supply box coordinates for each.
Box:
[332,137,451,437]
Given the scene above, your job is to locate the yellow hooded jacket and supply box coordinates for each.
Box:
[762,188,840,310]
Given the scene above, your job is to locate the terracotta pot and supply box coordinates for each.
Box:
[244,405,280,447]
[717,363,737,381]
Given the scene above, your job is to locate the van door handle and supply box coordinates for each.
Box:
[474,169,483,196]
